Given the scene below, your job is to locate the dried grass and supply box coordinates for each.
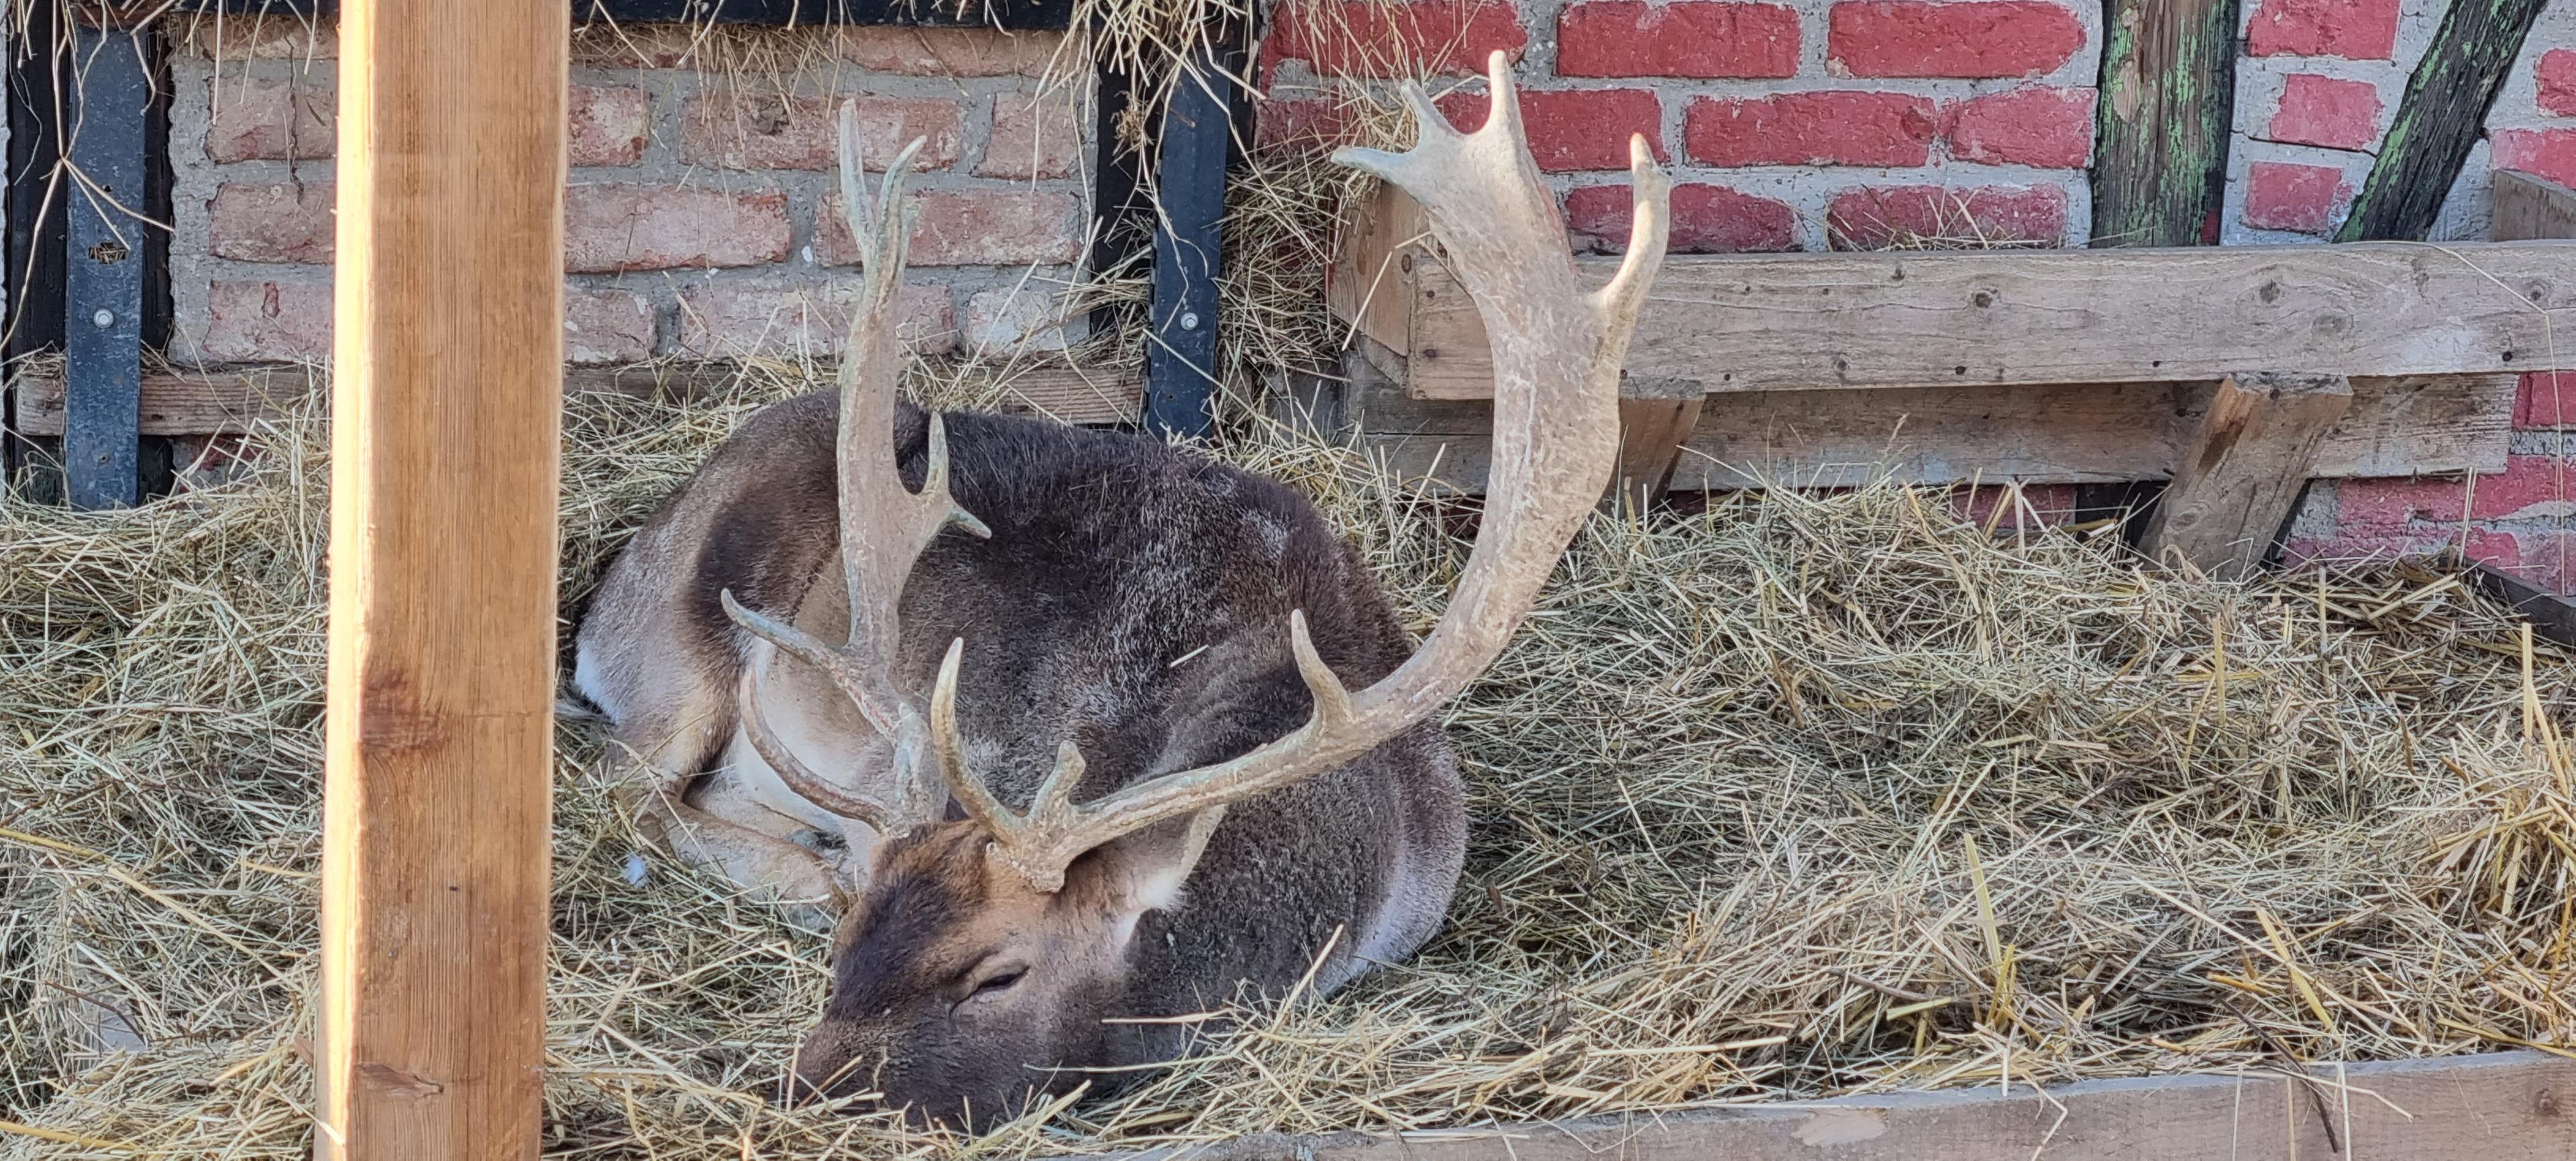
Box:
[5,361,2574,1158]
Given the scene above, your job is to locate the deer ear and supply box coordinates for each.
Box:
[1101,807,1227,921]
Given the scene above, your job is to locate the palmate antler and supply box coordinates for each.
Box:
[934,52,1674,891]
[720,104,986,834]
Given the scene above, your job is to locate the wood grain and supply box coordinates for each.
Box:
[2491,170,2576,242]
[2339,0,2551,241]
[1350,374,2513,494]
[7,362,1139,436]
[2091,0,2240,248]
[1087,1051,2575,1161]
[2139,372,2353,579]
[1610,397,1703,511]
[318,3,566,1159]
[1387,242,2575,399]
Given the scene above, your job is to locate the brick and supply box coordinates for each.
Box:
[2242,161,2348,234]
[963,287,1077,355]
[979,92,1084,180]
[1943,87,2096,168]
[2279,525,2454,567]
[1567,182,1796,253]
[2263,74,2381,150]
[1261,0,1529,78]
[208,81,646,166]
[2515,371,2576,429]
[1827,2,2084,79]
[1685,91,1937,168]
[676,280,956,358]
[816,189,1083,267]
[198,280,332,362]
[564,289,657,364]
[1440,88,1666,171]
[184,15,337,60]
[2542,50,2576,118]
[2470,529,2576,595]
[682,92,962,172]
[1254,97,1364,152]
[1556,2,1799,79]
[564,185,792,273]
[2336,457,2576,531]
[205,77,335,162]
[569,85,651,168]
[209,182,335,264]
[1827,184,2070,248]
[2493,128,2576,189]
[835,27,1065,77]
[2245,0,2400,60]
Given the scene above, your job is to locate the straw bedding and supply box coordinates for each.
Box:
[4,359,2573,1158]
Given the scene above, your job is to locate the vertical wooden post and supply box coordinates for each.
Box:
[2090,0,2240,248]
[318,3,566,1159]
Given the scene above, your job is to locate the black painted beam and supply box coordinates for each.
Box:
[1142,55,1235,440]
[3,0,67,487]
[63,23,152,509]
[2337,0,2548,240]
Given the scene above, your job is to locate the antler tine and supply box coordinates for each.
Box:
[936,52,1672,891]
[716,103,987,829]
[733,666,899,834]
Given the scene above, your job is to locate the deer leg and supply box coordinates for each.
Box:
[604,705,843,929]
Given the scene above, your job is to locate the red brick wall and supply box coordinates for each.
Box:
[169,17,1087,366]
[1262,0,2576,591]
[1261,0,2106,250]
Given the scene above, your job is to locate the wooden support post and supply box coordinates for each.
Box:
[1609,397,1703,512]
[2090,0,2240,248]
[318,3,566,1159]
[2339,0,2548,240]
[2491,169,2576,242]
[2139,372,2351,580]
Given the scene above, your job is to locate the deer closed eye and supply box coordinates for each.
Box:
[956,965,1026,1007]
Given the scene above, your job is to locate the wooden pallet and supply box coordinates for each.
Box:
[1324,173,2576,578]
[8,360,1140,438]
[1069,1051,2575,1161]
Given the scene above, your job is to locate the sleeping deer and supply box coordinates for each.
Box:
[573,52,1672,1126]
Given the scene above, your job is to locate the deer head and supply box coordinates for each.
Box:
[727,64,1672,1125]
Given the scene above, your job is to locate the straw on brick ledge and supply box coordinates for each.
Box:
[4,358,2573,1159]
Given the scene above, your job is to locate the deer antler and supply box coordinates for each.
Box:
[720,103,987,831]
[934,52,1674,891]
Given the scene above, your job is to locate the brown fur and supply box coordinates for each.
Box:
[575,393,1466,1124]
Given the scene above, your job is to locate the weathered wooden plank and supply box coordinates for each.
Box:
[2491,169,2576,242]
[2339,0,2551,240]
[1610,397,1703,511]
[1324,181,1431,364]
[8,362,1140,436]
[2090,0,2239,247]
[1386,242,2576,399]
[2140,373,2353,579]
[318,1,566,1157]
[1354,374,2512,493]
[1099,1052,2575,1161]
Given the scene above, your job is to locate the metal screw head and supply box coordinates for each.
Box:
[1178,311,1201,332]
[92,309,115,328]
